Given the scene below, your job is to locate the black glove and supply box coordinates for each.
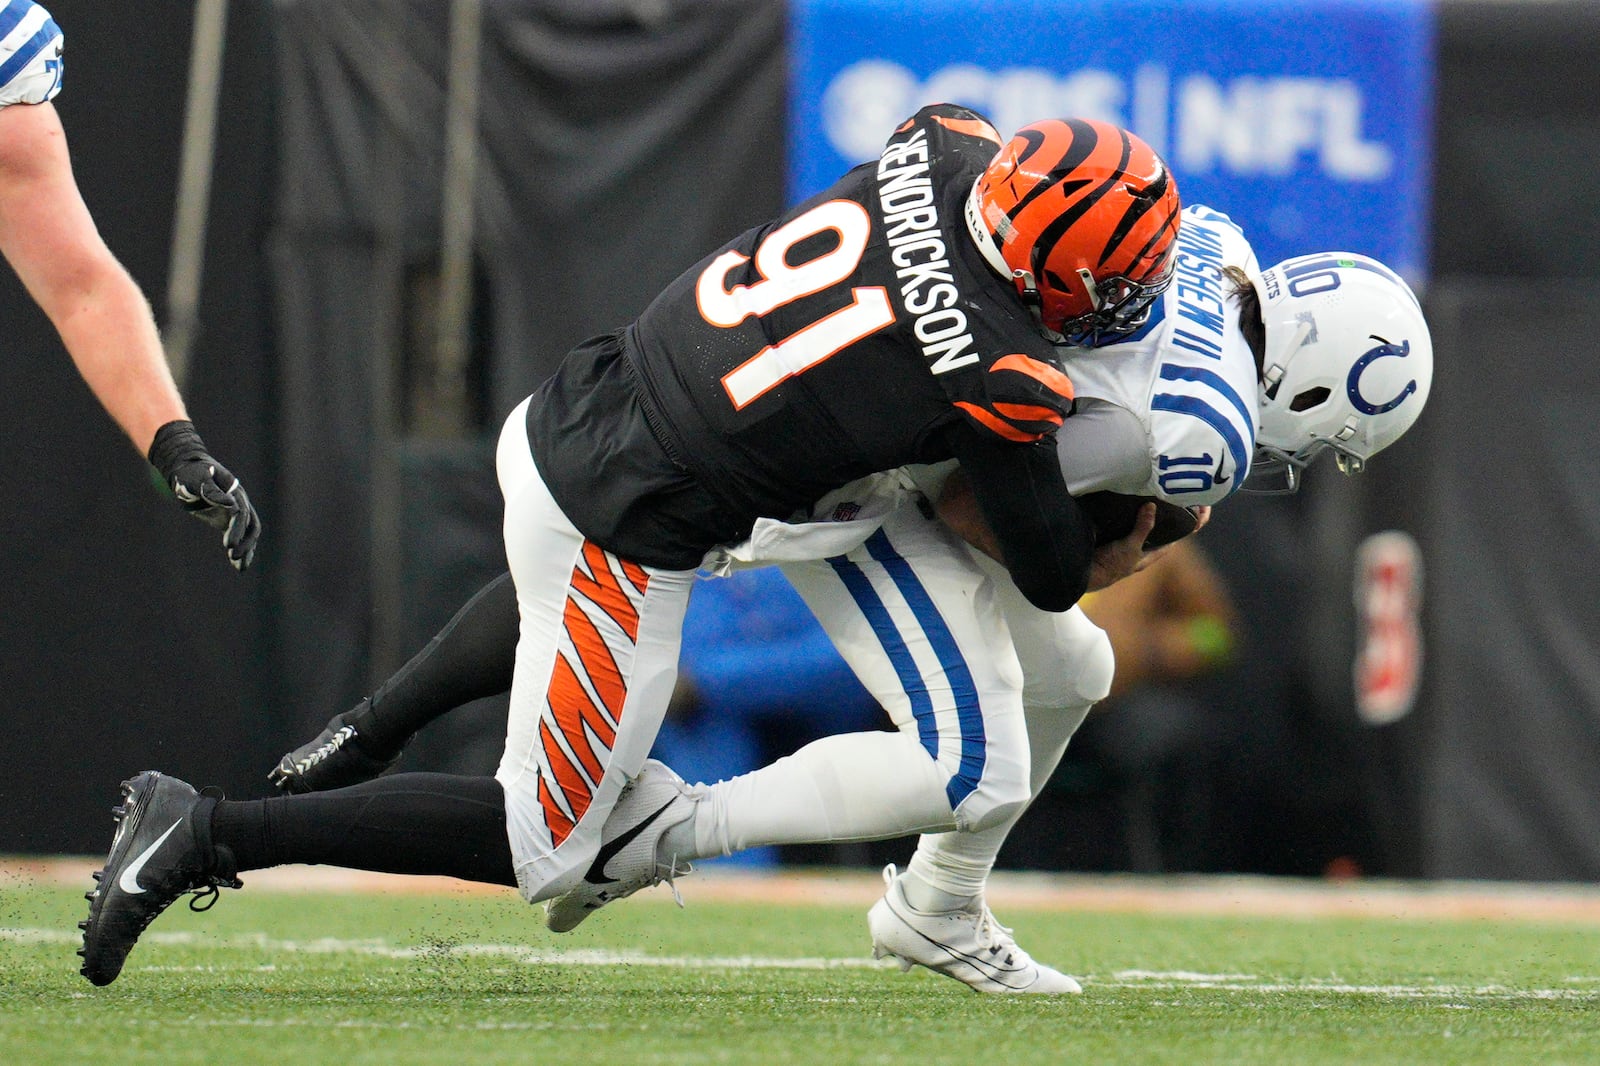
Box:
[147,419,261,571]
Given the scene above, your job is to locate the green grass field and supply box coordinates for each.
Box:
[2,865,1597,1065]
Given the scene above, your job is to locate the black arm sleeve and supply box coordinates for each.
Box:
[943,421,1096,612]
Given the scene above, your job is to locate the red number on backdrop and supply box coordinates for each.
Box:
[696,200,895,410]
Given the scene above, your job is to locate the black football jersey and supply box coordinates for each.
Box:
[529,104,1082,575]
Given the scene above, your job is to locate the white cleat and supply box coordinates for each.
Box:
[544,758,696,933]
[867,864,1083,994]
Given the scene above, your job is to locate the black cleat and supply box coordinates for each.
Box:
[78,771,241,987]
[268,706,403,794]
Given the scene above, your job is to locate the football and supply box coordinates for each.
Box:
[1075,491,1200,550]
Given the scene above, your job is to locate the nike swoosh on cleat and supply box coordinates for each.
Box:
[117,820,183,895]
[582,798,679,886]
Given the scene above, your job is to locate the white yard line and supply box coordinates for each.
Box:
[4,926,884,969]
[6,928,1596,1000]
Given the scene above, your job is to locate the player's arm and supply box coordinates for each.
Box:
[0,100,184,452]
[940,419,1095,612]
[936,464,1158,595]
[0,101,261,569]
[940,396,1205,595]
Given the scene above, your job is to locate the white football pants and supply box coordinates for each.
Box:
[907,550,1114,896]
[494,398,698,903]
[688,488,1114,875]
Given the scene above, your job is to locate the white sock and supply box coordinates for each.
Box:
[657,802,698,864]
[688,731,957,858]
[899,866,980,912]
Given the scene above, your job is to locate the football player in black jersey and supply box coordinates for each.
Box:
[77,106,1180,987]
[258,217,1432,997]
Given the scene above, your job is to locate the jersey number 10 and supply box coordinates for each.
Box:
[696,200,896,410]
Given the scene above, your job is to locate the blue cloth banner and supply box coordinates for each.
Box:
[790,0,1433,279]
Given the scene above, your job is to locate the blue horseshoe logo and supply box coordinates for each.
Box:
[1347,338,1416,415]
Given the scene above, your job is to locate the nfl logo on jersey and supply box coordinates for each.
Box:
[830,501,862,522]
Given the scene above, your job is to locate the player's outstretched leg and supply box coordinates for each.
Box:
[269,571,520,794]
[543,759,697,932]
[268,701,402,794]
[78,772,242,987]
[867,864,1081,994]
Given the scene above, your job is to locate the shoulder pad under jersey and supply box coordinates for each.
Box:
[0,2,63,107]
[889,103,1002,151]
[883,103,1003,182]
[1146,379,1254,505]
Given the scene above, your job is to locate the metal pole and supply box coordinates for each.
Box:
[368,5,410,682]
[165,0,230,388]
[436,0,484,401]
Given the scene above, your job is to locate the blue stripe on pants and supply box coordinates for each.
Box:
[826,553,940,760]
[829,529,986,809]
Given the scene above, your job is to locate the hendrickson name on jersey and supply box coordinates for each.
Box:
[875,126,980,376]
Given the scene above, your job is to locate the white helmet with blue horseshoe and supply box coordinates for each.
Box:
[1246,252,1433,493]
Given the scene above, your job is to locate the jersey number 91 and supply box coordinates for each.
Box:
[696,200,896,410]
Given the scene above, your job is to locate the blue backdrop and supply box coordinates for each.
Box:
[790,0,1433,279]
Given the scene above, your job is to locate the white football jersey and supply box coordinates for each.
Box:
[0,1,63,108]
[1053,204,1260,506]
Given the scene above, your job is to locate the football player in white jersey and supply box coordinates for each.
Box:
[537,206,1434,992]
[0,1,258,568]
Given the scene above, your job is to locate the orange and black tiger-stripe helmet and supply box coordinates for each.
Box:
[964,118,1181,346]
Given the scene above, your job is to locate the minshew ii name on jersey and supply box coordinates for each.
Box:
[874,127,979,376]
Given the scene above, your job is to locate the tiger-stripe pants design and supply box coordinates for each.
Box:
[494,397,697,904]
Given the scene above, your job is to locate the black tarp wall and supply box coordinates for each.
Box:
[0,0,277,852]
